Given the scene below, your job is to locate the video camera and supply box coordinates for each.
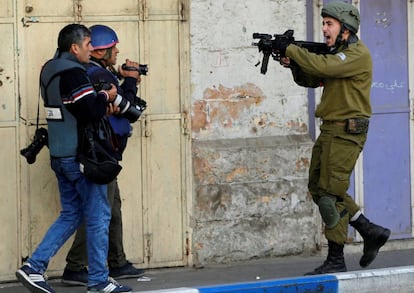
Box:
[121,63,148,76]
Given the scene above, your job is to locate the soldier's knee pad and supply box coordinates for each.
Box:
[318,195,339,229]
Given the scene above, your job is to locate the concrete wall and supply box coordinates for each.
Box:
[190,0,322,265]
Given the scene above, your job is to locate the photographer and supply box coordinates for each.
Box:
[15,24,131,293]
[62,24,146,286]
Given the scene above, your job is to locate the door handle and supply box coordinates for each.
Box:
[21,16,39,27]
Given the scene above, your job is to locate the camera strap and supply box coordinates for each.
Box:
[35,82,42,131]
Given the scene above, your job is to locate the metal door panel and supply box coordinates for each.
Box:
[146,116,185,265]
[363,113,411,239]
[147,0,182,17]
[81,0,139,17]
[0,23,16,122]
[361,0,411,239]
[0,128,19,279]
[0,0,22,280]
[23,0,73,17]
[146,21,181,115]
[117,123,145,265]
[362,0,409,113]
[0,0,13,17]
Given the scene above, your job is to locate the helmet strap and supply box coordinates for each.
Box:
[103,48,113,60]
[333,24,350,50]
[90,48,112,67]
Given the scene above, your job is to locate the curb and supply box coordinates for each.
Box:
[137,266,414,293]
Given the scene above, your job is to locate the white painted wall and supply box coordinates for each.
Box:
[190,0,310,140]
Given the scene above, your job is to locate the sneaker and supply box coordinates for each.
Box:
[62,267,88,286]
[16,263,55,293]
[109,261,145,279]
[87,277,132,292]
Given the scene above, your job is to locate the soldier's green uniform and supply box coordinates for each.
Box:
[275,1,391,275]
[286,39,372,245]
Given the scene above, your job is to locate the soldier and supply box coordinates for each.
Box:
[274,1,391,274]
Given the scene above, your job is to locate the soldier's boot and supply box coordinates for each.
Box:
[304,241,347,275]
[350,214,391,268]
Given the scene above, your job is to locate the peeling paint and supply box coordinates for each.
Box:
[286,119,308,133]
[296,157,310,171]
[192,83,265,133]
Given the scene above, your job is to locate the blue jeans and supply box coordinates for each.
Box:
[27,156,111,287]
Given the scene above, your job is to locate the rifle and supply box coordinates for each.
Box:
[252,29,330,74]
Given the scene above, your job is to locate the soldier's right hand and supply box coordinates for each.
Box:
[279,57,291,68]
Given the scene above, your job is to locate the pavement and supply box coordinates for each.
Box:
[1,241,414,293]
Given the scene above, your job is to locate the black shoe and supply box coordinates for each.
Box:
[62,267,88,286]
[304,259,347,275]
[16,263,56,293]
[305,241,347,275]
[350,214,391,267]
[109,262,145,279]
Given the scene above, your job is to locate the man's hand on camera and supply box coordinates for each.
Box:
[106,101,120,116]
[104,83,118,102]
[118,58,141,83]
[100,83,117,103]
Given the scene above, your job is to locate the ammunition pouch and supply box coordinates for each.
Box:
[346,118,369,134]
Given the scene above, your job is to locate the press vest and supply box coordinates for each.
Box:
[40,53,85,157]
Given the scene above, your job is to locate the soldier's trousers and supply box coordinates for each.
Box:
[308,122,367,245]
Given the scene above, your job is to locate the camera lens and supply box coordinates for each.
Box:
[112,94,131,114]
[138,64,148,75]
[111,94,145,122]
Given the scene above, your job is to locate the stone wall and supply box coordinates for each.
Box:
[190,0,322,264]
[191,136,321,265]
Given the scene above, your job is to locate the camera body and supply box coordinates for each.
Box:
[94,81,146,122]
[121,63,148,76]
[20,127,49,164]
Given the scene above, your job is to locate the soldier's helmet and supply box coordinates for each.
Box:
[321,1,360,34]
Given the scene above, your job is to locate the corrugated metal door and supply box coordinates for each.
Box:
[13,0,191,279]
[137,0,192,267]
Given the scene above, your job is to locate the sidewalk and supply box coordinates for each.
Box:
[1,244,413,292]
